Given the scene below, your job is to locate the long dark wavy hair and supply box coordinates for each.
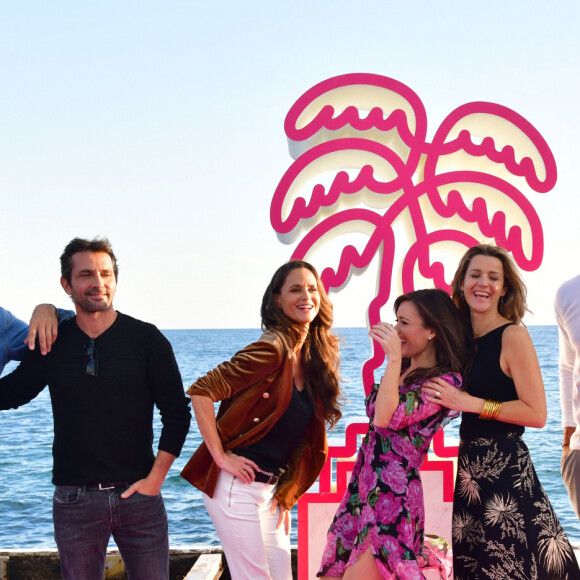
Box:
[394,289,474,387]
[261,260,342,428]
[451,244,530,325]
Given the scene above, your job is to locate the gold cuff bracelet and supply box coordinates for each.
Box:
[479,399,502,420]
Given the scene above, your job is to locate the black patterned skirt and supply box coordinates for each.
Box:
[452,433,580,580]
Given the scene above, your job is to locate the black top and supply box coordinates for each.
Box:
[460,323,525,440]
[0,312,191,485]
[234,383,314,473]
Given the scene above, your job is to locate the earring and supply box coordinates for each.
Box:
[428,336,432,341]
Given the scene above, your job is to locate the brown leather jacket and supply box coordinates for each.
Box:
[180,329,328,509]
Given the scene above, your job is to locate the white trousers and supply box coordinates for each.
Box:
[203,471,292,580]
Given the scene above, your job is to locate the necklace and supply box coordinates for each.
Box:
[473,319,502,337]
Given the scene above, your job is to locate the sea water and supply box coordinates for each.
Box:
[0,326,578,549]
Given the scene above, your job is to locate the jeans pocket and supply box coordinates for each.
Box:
[53,486,81,504]
[133,490,163,501]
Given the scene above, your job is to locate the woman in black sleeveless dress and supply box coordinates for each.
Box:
[423,245,580,580]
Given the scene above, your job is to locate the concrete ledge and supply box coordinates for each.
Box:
[0,548,229,580]
[0,557,7,580]
[184,553,223,580]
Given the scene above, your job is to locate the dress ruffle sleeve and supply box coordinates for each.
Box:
[374,372,462,432]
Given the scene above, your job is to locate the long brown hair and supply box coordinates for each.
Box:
[451,244,530,324]
[394,289,473,387]
[261,260,342,427]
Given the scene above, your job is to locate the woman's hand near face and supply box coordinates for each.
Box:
[371,322,403,428]
[369,322,402,362]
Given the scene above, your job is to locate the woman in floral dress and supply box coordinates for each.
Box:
[319,289,473,579]
[423,245,580,579]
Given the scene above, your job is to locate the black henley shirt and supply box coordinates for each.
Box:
[0,312,191,485]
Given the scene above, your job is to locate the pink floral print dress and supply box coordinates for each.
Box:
[318,373,461,579]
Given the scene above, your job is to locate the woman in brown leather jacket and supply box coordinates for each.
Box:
[181,260,342,580]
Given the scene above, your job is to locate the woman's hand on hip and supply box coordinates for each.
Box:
[272,498,290,535]
[215,451,259,484]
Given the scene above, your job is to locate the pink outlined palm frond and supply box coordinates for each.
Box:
[271,138,413,244]
[284,73,428,165]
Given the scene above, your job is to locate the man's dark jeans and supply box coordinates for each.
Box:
[53,484,169,579]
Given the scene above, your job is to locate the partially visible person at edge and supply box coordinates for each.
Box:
[423,244,580,579]
[0,305,74,375]
[318,289,473,580]
[0,237,191,580]
[180,260,342,580]
[555,274,580,522]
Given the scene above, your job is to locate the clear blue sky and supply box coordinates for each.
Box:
[1,1,578,328]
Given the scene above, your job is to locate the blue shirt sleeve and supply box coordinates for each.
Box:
[0,306,75,375]
[0,307,29,374]
[56,308,75,322]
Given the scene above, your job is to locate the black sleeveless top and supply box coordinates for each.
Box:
[460,323,525,440]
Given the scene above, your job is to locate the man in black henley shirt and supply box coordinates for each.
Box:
[0,237,191,580]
